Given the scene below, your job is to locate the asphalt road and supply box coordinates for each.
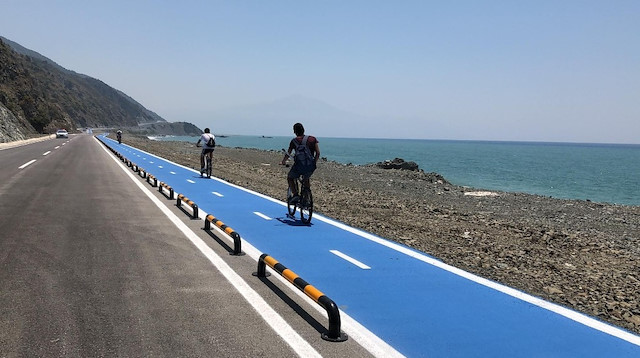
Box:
[0,134,371,357]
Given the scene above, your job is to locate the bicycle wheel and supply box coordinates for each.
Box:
[299,188,313,224]
[287,187,297,216]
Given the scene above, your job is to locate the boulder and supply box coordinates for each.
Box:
[375,158,420,171]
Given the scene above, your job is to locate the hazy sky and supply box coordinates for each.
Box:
[1,1,639,143]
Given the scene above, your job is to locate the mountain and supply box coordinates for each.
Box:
[0,36,201,142]
[208,95,375,137]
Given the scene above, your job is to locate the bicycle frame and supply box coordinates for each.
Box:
[287,174,313,224]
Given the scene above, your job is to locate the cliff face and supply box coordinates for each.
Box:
[0,101,32,142]
[0,37,201,142]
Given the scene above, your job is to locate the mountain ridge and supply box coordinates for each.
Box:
[0,36,201,142]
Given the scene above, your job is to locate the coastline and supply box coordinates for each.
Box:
[119,134,640,335]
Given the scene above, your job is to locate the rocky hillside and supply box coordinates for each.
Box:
[0,36,201,142]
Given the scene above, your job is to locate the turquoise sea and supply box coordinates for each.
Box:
[155,135,640,206]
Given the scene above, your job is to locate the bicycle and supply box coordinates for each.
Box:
[282,149,313,224]
[197,144,213,178]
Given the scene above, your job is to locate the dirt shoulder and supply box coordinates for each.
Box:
[119,134,640,334]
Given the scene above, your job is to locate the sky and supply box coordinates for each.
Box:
[1,1,639,143]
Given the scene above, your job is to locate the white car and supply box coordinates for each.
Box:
[56,129,68,138]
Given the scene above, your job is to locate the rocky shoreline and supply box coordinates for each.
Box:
[118,134,640,335]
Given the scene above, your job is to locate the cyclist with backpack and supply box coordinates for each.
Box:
[196,127,216,174]
[281,123,320,203]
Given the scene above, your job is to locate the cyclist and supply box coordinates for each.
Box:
[196,128,216,174]
[116,130,122,144]
[281,123,320,202]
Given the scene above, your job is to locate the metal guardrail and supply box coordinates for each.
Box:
[253,254,348,342]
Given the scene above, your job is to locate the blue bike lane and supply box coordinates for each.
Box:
[100,136,640,357]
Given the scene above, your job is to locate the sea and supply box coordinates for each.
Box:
[152,135,640,207]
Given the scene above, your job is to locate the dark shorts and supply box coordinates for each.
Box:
[288,163,316,179]
[201,148,214,155]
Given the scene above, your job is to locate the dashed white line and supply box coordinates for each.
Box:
[19,159,36,169]
[158,165,164,169]
[54,146,60,149]
[330,250,371,269]
[212,192,224,197]
[170,171,176,175]
[253,212,272,220]
[43,151,51,156]
[187,179,196,184]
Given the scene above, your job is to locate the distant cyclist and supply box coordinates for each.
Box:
[116,130,122,144]
[196,128,216,174]
[281,123,320,202]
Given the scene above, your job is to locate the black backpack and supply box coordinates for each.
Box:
[207,135,216,148]
[294,136,315,172]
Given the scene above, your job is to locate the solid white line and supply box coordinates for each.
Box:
[212,192,224,197]
[19,159,36,169]
[253,212,272,220]
[187,180,196,184]
[43,151,51,156]
[96,138,322,358]
[330,250,371,269]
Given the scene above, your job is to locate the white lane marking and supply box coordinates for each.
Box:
[97,139,322,358]
[170,171,176,175]
[330,250,371,269]
[54,146,60,149]
[19,159,36,169]
[212,192,224,197]
[158,165,164,169]
[43,151,51,156]
[149,161,154,164]
[62,142,66,146]
[253,212,272,220]
[187,179,196,184]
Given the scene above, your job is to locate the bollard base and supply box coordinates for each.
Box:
[321,332,348,342]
